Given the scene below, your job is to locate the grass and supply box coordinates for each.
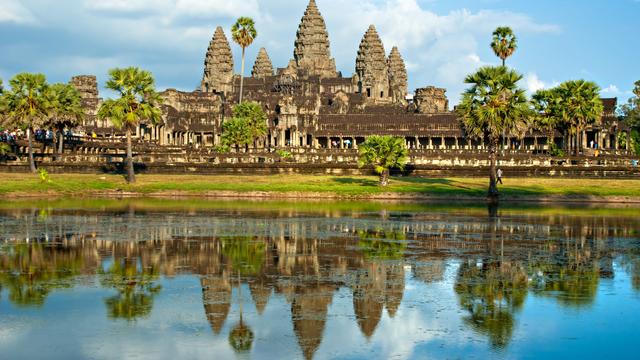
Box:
[1,173,640,200]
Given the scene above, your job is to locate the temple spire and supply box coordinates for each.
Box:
[201,26,234,94]
[388,46,408,104]
[355,25,390,102]
[292,0,337,78]
[252,48,274,79]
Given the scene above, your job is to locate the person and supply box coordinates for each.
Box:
[497,168,503,184]
[590,140,594,149]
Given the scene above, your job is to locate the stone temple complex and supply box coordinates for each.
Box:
[72,0,630,154]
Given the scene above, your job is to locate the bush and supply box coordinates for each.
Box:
[276,149,292,159]
[548,143,566,157]
[38,168,51,183]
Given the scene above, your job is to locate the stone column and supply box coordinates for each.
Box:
[441,136,445,150]
[428,137,433,150]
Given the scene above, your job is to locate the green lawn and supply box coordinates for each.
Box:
[1,173,639,199]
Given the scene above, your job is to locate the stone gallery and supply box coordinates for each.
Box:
[71,0,628,153]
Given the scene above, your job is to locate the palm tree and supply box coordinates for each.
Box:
[457,66,531,199]
[491,27,517,66]
[46,83,84,156]
[231,17,257,103]
[358,135,409,186]
[556,80,603,156]
[532,88,565,152]
[2,73,51,173]
[97,67,163,183]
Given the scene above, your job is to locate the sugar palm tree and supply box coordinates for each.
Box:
[231,17,257,103]
[46,83,84,156]
[491,27,517,66]
[555,80,603,156]
[358,135,409,186]
[97,67,163,183]
[532,88,565,152]
[2,73,51,173]
[457,66,531,199]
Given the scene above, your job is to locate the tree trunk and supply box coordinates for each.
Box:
[126,128,136,184]
[488,138,499,199]
[27,127,36,173]
[574,128,581,157]
[58,127,64,155]
[239,47,246,104]
[379,168,389,187]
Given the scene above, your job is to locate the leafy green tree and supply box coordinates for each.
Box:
[233,101,267,141]
[46,83,84,155]
[620,80,640,155]
[457,66,531,198]
[221,117,253,152]
[97,67,163,183]
[491,27,517,66]
[1,73,51,172]
[231,17,257,103]
[556,80,603,156]
[358,135,408,186]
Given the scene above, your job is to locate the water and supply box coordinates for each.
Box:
[0,199,639,360]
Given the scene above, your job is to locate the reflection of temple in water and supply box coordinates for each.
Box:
[1,206,639,358]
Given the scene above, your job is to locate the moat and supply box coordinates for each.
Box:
[0,199,638,359]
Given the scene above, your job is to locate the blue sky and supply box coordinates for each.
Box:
[0,0,638,104]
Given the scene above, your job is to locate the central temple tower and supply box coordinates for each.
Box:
[292,0,338,78]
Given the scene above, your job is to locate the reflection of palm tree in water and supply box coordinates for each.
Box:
[229,271,254,354]
[100,257,162,321]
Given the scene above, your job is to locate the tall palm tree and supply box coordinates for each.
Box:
[358,135,409,186]
[531,88,565,152]
[491,27,517,66]
[231,17,257,103]
[556,80,603,156]
[457,66,531,199]
[2,73,51,173]
[97,67,163,183]
[46,83,84,156]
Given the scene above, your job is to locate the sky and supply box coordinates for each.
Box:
[0,0,638,105]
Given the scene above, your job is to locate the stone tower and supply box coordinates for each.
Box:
[252,48,274,79]
[70,75,100,127]
[201,26,234,95]
[354,25,390,103]
[293,0,337,78]
[387,46,408,104]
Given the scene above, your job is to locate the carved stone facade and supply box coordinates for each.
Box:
[414,87,449,114]
[201,26,234,95]
[70,75,101,127]
[68,0,629,155]
[292,0,337,78]
[354,25,390,104]
[252,48,274,79]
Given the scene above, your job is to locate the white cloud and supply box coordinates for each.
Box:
[84,0,260,19]
[601,84,620,94]
[524,73,560,94]
[0,0,35,24]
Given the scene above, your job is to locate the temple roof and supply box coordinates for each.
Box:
[293,0,337,78]
[201,26,234,93]
[355,25,388,85]
[252,48,274,79]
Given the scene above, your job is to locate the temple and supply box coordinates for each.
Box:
[73,0,632,154]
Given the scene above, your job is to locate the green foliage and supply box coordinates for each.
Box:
[38,168,50,183]
[229,322,254,353]
[276,149,292,159]
[221,237,265,276]
[231,17,257,49]
[457,66,531,144]
[221,102,268,149]
[491,27,517,66]
[620,80,640,130]
[548,143,566,157]
[0,143,11,157]
[1,73,50,131]
[357,229,407,260]
[358,136,408,174]
[46,83,84,131]
[619,130,640,155]
[557,80,604,134]
[221,117,253,150]
[98,67,163,131]
[532,88,565,139]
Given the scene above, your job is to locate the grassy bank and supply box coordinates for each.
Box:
[1,173,640,201]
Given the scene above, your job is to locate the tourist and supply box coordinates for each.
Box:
[497,168,503,184]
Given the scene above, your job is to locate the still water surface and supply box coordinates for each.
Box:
[0,199,639,359]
